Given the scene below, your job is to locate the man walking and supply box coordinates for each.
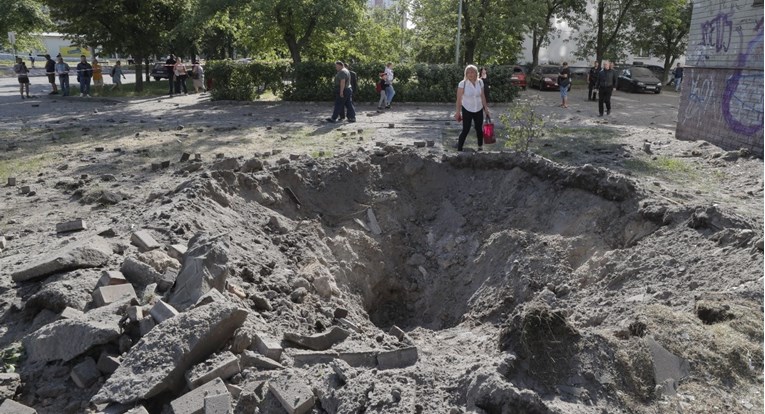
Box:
[55,55,71,97]
[76,55,93,97]
[384,62,395,109]
[44,54,59,95]
[325,61,356,123]
[672,63,684,92]
[166,54,177,96]
[558,62,571,108]
[339,63,358,121]
[587,61,600,101]
[597,61,617,117]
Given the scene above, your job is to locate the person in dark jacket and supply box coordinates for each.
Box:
[597,61,617,116]
[76,55,93,97]
[166,54,177,96]
[45,54,59,95]
[672,63,684,92]
[480,67,491,102]
[340,63,358,121]
[587,61,600,101]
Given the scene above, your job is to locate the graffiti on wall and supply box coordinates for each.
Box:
[721,20,764,136]
[701,12,734,53]
[682,72,716,127]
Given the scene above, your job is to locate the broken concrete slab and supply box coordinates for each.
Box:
[240,350,284,370]
[367,208,382,235]
[338,351,377,368]
[93,284,137,307]
[149,299,179,324]
[130,230,160,251]
[12,236,112,282]
[186,351,240,389]
[139,316,155,336]
[169,233,230,311]
[269,377,315,414]
[194,288,228,308]
[24,311,121,362]
[204,392,231,414]
[59,307,85,320]
[71,357,101,388]
[283,326,349,351]
[56,219,87,233]
[169,377,228,414]
[168,243,188,261]
[646,337,690,396]
[97,353,120,374]
[120,256,163,287]
[377,347,418,370]
[98,271,128,287]
[127,305,143,322]
[0,399,37,414]
[0,373,21,399]
[252,333,283,361]
[93,302,248,404]
[290,351,339,367]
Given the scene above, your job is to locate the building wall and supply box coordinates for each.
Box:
[676,0,763,156]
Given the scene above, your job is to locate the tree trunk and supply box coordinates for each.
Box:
[285,36,302,65]
[532,30,540,69]
[596,0,604,64]
[133,54,144,92]
[144,58,151,83]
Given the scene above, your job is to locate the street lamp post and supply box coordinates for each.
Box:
[455,0,462,66]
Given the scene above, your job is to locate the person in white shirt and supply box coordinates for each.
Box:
[454,64,491,151]
[384,62,395,109]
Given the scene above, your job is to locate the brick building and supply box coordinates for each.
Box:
[676,0,764,156]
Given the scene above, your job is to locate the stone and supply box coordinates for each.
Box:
[367,208,382,235]
[124,407,150,414]
[333,308,349,319]
[7,177,16,186]
[137,249,180,273]
[24,310,121,362]
[252,333,283,361]
[98,271,128,287]
[127,305,143,322]
[241,158,264,173]
[313,276,339,299]
[97,353,121,374]
[20,185,31,194]
[0,399,36,414]
[377,347,418,370]
[646,337,690,396]
[284,326,349,351]
[93,302,248,404]
[131,230,160,251]
[169,243,188,261]
[181,152,191,162]
[169,377,228,414]
[194,288,228,307]
[120,256,163,287]
[158,270,178,292]
[426,140,435,147]
[389,325,406,341]
[212,158,242,171]
[139,316,155,336]
[186,351,241,389]
[93,284,137,307]
[71,357,101,388]
[151,163,161,172]
[169,233,230,311]
[204,392,232,414]
[269,377,315,414]
[0,236,6,250]
[338,351,377,368]
[150,300,179,324]
[12,236,112,282]
[56,218,87,233]
[161,160,171,169]
[139,283,158,305]
[414,141,426,148]
[59,307,85,320]
[290,351,339,367]
[0,373,21,399]
[240,350,284,370]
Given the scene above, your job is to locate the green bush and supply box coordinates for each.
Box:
[205,60,520,103]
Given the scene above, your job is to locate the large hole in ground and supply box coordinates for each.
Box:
[208,151,657,332]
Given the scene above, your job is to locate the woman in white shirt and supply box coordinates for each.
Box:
[454,65,491,151]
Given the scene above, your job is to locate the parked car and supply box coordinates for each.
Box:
[150,62,171,81]
[510,66,527,90]
[529,65,561,91]
[616,66,662,93]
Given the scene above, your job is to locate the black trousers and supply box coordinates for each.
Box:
[457,107,484,151]
[588,84,597,100]
[598,87,613,115]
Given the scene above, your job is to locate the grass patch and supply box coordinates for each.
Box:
[623,156,697,179]
[0,154,50,181]
[531,126,621,161]
[92,80,188,98]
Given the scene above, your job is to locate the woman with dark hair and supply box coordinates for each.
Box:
[479,67,490,102]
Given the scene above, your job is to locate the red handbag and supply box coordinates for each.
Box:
[483,116,495,144]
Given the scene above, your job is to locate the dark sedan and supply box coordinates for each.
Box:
[529,65,561,91]
[616,66,662,94]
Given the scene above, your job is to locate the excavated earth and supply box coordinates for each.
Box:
[0,92,762,414]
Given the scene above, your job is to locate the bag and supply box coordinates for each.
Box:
[483,116,495,144]
[375,81,382,94]
[111,67,116,77]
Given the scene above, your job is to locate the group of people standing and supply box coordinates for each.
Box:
[164,54,206,96]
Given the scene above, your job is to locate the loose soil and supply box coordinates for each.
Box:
[0,89,762,414]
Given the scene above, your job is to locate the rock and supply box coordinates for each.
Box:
[137,250,180,273]
[269,377,315,414]
[120,256,163,287]
[26,274,97,313]
[93,284,137,307]
[377,347,418,370]
[0,236,6,250]
[98,271,128,287]
[333,308,349,319]
[646,337,690,396]
[283,326,350,351]
[0,399,37,414]
[131,230,160,251]
[367,208,382,235]
[169,233,230,311]
[24,308,122,362]
[241,158,264,173]
[194,288,228,307]
[169,243,188,261]
[59,307,85,320]
[338,351,377,368]
[290,287,308,303]
[313,275,339,299]
[0,373,21,399]
[56,218,87,233]
[170,377,228,414]
[389,325,406,341]
[186,351,240,388]
[212,158,242,171]
[71,357,101,388]
[204,391,231,414]
[252,333,283,361]
[149,299,179,324]
[97,353,121,374]
[240,350,284,370]
[12,236,112,282]
[92,302,248,404]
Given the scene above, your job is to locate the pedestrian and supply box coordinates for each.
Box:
[29,52,35,68]
[92,58,104,93]
[339,63,358,121]
[110,60,126,90]
[597,60,617,117]
[166,54,177,96]
[479,67,491,102]
[384,62,395,109]
[45,54,59,95]
[13,57,31,99]
[55,55,71,97]
[174,57,188,95]
[76,55,93,97]
[191,60,205,93]
[325,60,356,123]
[454,64,491,152]
[587,61,600,101]
[672,63,684,92]
[377,72,388,110]
[558,62,571,108]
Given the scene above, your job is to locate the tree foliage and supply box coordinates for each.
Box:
[574,0,637,64]
[525,0,587,68]
[629,0,692,82]
[0,0,50,52]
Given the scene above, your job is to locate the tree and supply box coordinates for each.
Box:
[525,0,587,69]
[0,0,50,53]
[43,0,190,91]
[575,0,637,64]
[629,0,692,83]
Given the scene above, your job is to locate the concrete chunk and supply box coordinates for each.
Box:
[170,377,228,414]
[0,373,21,399]
[187,351,240,389]
[56,219,87,233]
[127,305,143,322]
[283,326,349,351]
[169,243,188,261]
[97,353,121,374]
[269,378,315,414]
[12,236,112,282]
[93,302,248,404]
[93,284,137,307]
[150,299,179,324]
[169,233,230,311]
[338,351,377,368]
[252,333,283,361]
[194,288,228,307]
[240,350,284,370]
[367,208,382,235]
[204,392,231,414]
[290,351,339,367]
[71,357,101,388]
[646,337,690,396]
[124,407,150,414]
[139,316,155,336]
[98,271,128,287]
[377,347,418,370]
[131,230,160,251]
[0,399,37,414]
[24,314,121,363]
[59,307,85,320]
[120,256,163,287]
[0,236,6,250]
